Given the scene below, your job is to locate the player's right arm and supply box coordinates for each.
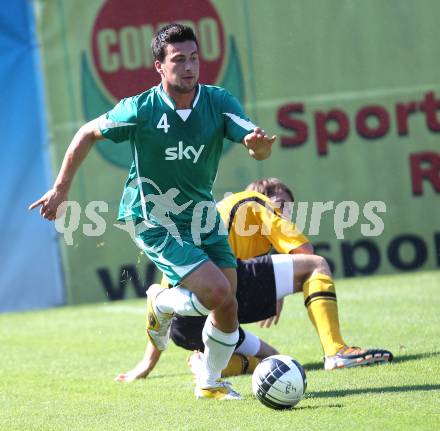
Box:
[29,96,138,221]
[28,119,103,220]
[115,341,162,382]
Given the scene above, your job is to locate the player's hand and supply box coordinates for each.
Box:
[115,341,162,382]
[244,127,276,160]
[114,371,143,383]
[114,367,151,382]
[259,298,284,328]
[28,187,68,221]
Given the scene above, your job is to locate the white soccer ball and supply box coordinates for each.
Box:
[252,354,307,409]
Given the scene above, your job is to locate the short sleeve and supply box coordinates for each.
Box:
[98,97,138,143]
[257,201,310,253]
[222,90,256,143]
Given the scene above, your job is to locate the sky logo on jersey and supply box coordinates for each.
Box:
[165,142,205,163]
[81,0,245,168]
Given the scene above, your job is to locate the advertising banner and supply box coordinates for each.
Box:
[37,0,440,304]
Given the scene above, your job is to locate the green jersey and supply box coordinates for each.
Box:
[99,84,255,226]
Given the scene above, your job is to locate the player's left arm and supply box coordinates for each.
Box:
[115,341,162,382]
[221,90,276,160]
[259,297,284,328]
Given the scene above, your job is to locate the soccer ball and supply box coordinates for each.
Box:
[252,355,307,410]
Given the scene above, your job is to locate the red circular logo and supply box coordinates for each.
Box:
[91,0,225,100]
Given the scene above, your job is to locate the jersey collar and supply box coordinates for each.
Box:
[157,83,201,111]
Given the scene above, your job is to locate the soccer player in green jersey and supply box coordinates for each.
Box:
[29,24,276,400]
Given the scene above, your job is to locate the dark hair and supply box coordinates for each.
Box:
[245,178,295,202]
[151,23,199,62]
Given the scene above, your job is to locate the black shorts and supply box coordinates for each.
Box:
[170,255,277,351]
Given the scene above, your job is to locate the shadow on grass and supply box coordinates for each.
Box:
[295,403,343,411]
[302,351,440,372]
[122,372,190,381]
[241,394,343,410]
[302,361,323,371]
[123,352,440,384]
[308,384,440,399]
[393,351,440,363]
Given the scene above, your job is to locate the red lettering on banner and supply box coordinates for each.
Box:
[355,105,390,139]
[420,92,440,132]
[410,151,440,195]
[276,90,440,169]
[278,103,308,148]
[396,101,418,136]
[314,109,349,156]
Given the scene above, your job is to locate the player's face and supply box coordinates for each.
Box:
[156,41,200,94]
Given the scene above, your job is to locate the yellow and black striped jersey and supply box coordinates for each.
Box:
[217,191,309,260]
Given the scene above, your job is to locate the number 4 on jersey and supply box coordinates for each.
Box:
[157,113,170,133]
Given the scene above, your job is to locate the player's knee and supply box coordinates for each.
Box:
[311,255,331,276]
[221,294,238,314]
[204,278,232,309]
[215,294,238,321]
[316,256,331,275]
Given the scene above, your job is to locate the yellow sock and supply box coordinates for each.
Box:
[221,354,261,377]
[303,273,346,356]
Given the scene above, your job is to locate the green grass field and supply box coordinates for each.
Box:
[1,271,440,430]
